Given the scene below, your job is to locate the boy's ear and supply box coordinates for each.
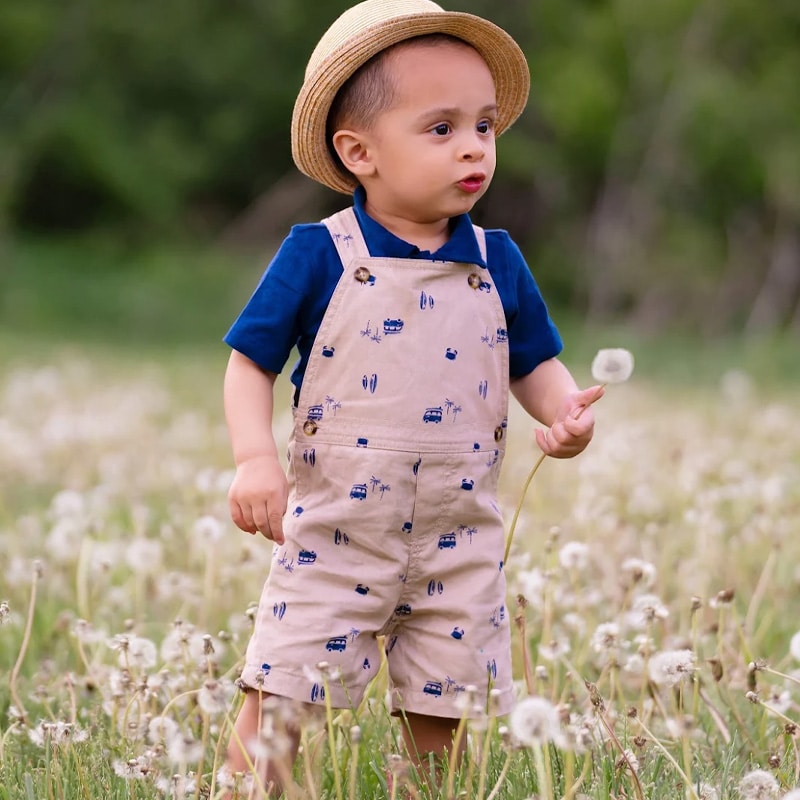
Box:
[331,130,376,179]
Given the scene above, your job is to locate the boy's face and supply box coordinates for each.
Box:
[349,40,498,226]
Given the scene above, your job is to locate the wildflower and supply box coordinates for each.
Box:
[648,649,696,687]
[591,622,624,654]
[710,588,735,609]
[198,679,232,715]
[697,784,720,800]
[627,593,669,628]
[620,558,657,589]
[73,618,106,644]
[167,733,203,764]
[0,600,9,624]
[28,721,89,747]
[125,538,164,574]
[148,715,179,745]
[509,696,563,747]
[538,639,571,662]
[113,756,152,780]
[591,348,635,384]
[124,635,158,670]
[738,769,780,799]
[193,515,225,543]
[617,748,639,774]
[558,541,590,571]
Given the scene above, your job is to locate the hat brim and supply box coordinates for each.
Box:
[291,11,530,194]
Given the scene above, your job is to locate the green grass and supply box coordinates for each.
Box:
[1,240,799,799]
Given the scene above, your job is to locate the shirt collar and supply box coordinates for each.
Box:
[352,186,487,268]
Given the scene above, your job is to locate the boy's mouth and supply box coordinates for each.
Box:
[458,174,486,194]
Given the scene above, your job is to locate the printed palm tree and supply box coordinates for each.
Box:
[277,551,289,568]
[284,559,295,574]
[331,401,342,415]
[481,329,493,347]
[379,483,391,500]
[342,234,354,246]
[324,395,335,409]
[370,331,382,343]
[451,404,462,421]
[331,232,342,242]
[456,523,468,539]
[349,627,361,642]
[444,398,455,414]
[369,475,382,493]
[360,321,373,338]
[444,675,457,693]
[466,526,477,543]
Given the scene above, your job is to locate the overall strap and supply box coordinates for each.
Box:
[472,225,487,264]
[322,207,489,268]
[322,207,370,268]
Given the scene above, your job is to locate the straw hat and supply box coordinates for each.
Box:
[291,0,530,194]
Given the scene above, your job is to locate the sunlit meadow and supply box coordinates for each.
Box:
[1,348,799,800]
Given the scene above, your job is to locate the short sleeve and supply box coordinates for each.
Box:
[224,225,332,375]
[486,231,563,378]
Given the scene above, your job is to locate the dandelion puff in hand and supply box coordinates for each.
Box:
[591,348,635,384]
[738,769,780,799]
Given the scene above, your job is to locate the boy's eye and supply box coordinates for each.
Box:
[477,119,494,134]
[432,123,451,136]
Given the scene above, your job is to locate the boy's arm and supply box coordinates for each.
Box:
[510,357,604,459]
[224,350,289,544]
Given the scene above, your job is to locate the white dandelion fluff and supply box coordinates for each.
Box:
[738,769,780,799]
[648,649,696,687]
[509,696,563,747]
[789,631,800,661]
[591,348,635,384]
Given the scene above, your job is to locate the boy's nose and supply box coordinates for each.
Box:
[458,133,487,162]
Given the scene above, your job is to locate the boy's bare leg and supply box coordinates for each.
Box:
[401,712,465,790]
[226,691,300,798]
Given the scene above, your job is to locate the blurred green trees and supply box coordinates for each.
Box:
[2,0,798,331]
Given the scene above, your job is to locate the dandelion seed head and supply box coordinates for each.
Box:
[738,769,780,800]
[113,756,152,780]
[781,790,800,800]
[167,733,203,765]
[648,649,696,687]
[197,678,232,715]
[591,348,634,384]
[148,715,179,744]
[620,558,657,588]
[510,696,563,747]
[559,541,590,571]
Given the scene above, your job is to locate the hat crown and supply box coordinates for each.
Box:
[306,0,446,79]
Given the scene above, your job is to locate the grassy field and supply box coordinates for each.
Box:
[1,242,799,799]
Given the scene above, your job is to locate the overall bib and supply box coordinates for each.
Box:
[241,208,514,718]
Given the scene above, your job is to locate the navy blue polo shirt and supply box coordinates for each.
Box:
[225,187,562,393]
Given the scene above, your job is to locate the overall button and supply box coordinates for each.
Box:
[468,273,482,289]
[354,266,371,283]
[303,420,318,436]
[494,426,504,442]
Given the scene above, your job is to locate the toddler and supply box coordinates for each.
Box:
[223,0,601,793]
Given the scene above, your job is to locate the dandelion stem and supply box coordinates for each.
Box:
[564,753,592,800]
[445,706,470,800]
[532,742,552,800]
[484,750,512,800]
[9,562,42,725]
[634,716,698,800]
[323,677,344,800]
[475,714,497,800]
[503,454,545,565]
[503,385,605,565]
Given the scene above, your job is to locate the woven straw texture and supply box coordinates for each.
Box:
[291,0,530,194]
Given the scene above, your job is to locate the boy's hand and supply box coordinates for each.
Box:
[227,455,289,544]
[535,385,604,459]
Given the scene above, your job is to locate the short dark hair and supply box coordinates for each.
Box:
[326,34,471,171]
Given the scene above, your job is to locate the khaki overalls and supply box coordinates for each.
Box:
[240,208,514,718]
